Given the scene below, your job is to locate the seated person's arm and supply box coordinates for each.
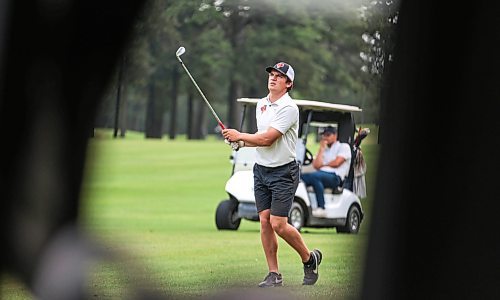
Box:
[324,156,346,168]
[326,143,351,168]
[312,149,324,170]
[312,139,328,170]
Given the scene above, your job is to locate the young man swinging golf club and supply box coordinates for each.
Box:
[222,62,322,287]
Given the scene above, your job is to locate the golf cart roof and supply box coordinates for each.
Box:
[237,98,362,113]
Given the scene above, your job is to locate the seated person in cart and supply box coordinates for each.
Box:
[300,126,352,218]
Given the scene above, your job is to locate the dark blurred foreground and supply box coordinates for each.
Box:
[1,0,499,299]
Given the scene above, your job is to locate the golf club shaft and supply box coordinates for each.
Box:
[178,60,225,130]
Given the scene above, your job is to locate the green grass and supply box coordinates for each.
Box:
[1,127,380,299]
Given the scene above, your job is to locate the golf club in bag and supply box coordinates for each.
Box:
[175,46,240,151]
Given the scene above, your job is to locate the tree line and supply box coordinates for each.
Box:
[94,0,399,139]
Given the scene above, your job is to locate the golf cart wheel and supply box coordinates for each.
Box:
[215,199,241,230]
[288,201,304,232]
[337,205,361,234]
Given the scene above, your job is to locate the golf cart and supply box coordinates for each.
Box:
[215,98,366,233]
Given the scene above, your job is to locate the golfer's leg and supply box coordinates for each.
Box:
[259,209,279,273]
[270,215,310,262]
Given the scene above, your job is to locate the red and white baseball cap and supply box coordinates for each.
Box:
[266,62,295,82]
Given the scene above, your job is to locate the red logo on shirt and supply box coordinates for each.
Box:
[261,105,267,112]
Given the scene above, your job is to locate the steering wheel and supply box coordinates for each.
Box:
[302,148,314,166]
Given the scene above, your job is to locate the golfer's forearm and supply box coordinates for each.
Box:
[238,132,275,147]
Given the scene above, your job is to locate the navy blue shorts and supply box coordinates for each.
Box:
[253,160,300,217]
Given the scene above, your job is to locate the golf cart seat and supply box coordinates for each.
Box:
[306,185,344,195]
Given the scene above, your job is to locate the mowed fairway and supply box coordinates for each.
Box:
[1,129,379,300]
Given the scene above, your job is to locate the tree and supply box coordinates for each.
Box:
[96,0,385,136]
[359,0,401,124]
[207,0,285,129]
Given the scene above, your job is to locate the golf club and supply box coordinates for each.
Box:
[176,46,226,130]
[176,46,240,150]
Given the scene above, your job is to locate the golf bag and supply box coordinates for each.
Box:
[344,127,370,197]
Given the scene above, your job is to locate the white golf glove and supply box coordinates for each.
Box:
[224,139,244,151]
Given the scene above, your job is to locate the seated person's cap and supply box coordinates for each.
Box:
[322,126,337,135]
[266,62,295,82]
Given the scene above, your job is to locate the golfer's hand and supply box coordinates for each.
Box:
[224,139,244,151]
[222,129,243,151]
[223,139,241,151]
[230,141,240,151]
[221,128,240,141]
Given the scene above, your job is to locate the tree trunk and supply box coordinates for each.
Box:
[113,59,124,138]
[192,101,207,139]
[187,90,194,139]
[119,85,127,137]
[119,57,128,137]
[168,66,179,140]
[119,86,128,138]
[145,80,163,138]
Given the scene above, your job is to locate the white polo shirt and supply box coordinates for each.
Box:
[320,141,352,180]
[255,93,299,167]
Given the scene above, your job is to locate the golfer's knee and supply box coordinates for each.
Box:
[270,218,287,234]
[260,215,272,228]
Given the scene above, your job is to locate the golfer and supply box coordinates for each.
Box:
[222,62,322,287]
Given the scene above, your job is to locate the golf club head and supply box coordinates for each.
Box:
[176,46,185,57]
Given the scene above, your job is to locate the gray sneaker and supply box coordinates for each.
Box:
[303,249,322,285]
[258,272,283,288]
